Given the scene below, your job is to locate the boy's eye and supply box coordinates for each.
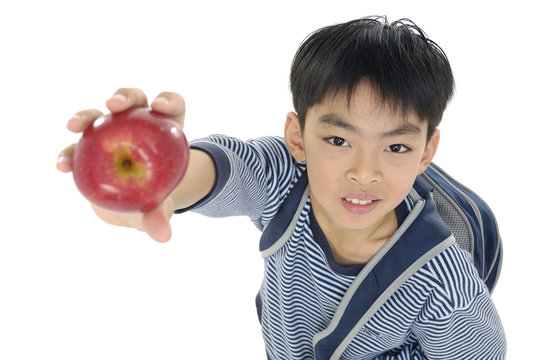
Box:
[325,137,350,147]
[386,144,410,153]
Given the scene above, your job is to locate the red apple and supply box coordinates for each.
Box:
[72,107,189,213]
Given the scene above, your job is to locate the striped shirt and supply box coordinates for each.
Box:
[178,135,506,359]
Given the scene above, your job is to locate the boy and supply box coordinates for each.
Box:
[57,16,506,359]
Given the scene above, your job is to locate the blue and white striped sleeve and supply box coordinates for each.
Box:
[174,135,298,230]
[412,246,507,359]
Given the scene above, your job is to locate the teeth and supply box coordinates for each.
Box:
[345,198,373,205]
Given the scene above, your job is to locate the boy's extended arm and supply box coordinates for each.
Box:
[177,135,299,230]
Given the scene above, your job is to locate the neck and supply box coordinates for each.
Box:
[311,196,398,266]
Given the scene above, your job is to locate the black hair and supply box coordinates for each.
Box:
[290,16,454,140]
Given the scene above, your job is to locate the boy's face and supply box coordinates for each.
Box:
[285,82,439,242]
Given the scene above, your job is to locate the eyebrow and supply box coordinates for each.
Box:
[318,114,422,138]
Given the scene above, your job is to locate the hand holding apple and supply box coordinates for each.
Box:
[57,89,190,242]
[72,107,189,213]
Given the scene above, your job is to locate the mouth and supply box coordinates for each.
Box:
[341,195,380,215]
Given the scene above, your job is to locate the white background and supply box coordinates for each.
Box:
[1,0,540,358]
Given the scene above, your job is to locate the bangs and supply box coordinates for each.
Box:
[290,16,454,134]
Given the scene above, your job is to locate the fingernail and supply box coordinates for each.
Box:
[152,96,169,106]
[67,114,81,128]
[56,155,71,172]
[110,93,128,103]
[57,153,71,163]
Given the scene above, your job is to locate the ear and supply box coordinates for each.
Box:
[284,112,306,162]
[417,128,440,175]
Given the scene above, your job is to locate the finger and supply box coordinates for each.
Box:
[92,204,130,227]
[56,144,75,173]
[142,202,173,243]
[105,88,149,113]
[67,109,103,133]
[151,92,186,128]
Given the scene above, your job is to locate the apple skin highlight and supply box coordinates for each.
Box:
[72,107,189,213]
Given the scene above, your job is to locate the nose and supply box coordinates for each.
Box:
[345,152,382,185]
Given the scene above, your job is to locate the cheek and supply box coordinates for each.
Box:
[384,168,418,199]
[305,156,343,201]
[306,160,334,190]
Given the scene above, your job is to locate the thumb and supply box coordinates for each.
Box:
[142,200,174,243]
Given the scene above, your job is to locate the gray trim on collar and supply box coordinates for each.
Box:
[261,187,310,258]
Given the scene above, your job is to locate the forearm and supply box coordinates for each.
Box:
[170,149,216,210]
